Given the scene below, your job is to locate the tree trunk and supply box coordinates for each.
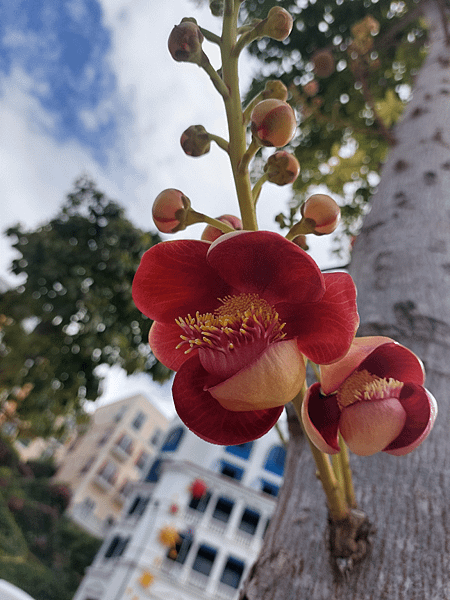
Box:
[240,3,450,599]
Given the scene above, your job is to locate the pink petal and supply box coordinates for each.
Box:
[359,343,425,386]
[207,231,325,305]
[339,397,407,457]
[383,384,437,455]
[132,240,231,323]
[281,273,359,364]
[320,336,397,394]
[172,354,283,445]
[301,382,341,454]
[149,321,194,371]
[207,339,305,411]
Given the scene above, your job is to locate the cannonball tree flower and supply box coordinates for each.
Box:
[133,231,359,446]
[302,336,437,456]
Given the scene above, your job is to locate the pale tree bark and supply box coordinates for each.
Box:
[240,2,450,599]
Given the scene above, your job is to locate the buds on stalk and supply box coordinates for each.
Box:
[201,214,242,242]
[251,99,297,147]
[302,194,340,235]
[152,189,191,234]
[312,49,335,78]
[291,234,309,251]
[168,19,204,64]
[262,7,293,41]
[180,125,211,157]
[264,151,300,185]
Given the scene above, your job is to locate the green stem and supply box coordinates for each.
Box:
[238,138,259,175]
[291,388,349,522]
[252,172,268,205]
[186,209,236,233]
[274,422,288,448]
[199,27,222,46]
[220,0,258,231]
[285,218,316,240]
[200,52,230,99]
[338,433,357,508]
[208,134,230,153]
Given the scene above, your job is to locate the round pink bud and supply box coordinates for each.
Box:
[168,20,204,64]
[303,80,319,97]
[264,151,300,185]
[301,194,341,235]
[180,125,211,157]
[152,189,191,234]
[264,7,293,41]
[201,215,243,242]
[312,49,335,78]
[251,99,297,147]
[262,80,288,102]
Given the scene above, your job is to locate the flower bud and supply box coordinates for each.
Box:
[152,189,191,234]
[201,214,242,242]
[263,7,293,41]
[209,0,223,16]
[168,20,204,64]
[301,194,341,235]
[262,80,288,102]
[291,234,309,251]
[264,151,300,185]
[251,99,297,147]
[180,125,211,157]
[303,80,319,97]
[312,49,335,78]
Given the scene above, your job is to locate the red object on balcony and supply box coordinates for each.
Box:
[191,478,207,499]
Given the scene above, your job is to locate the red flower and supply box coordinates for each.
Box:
[302,336,437,456]
[133,231,359,445]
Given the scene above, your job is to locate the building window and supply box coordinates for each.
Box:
[150,428,163,446]
[80,497,95,515]
[261,479,279,497]
[167,532,193,564]
[220,556,245,589]
[97,461,118,485]
[98,426,114,446]
[79,456,95,475]
[220,460,244,481]
[127,495,150,518]
[192,544,217,576]
[132,410,146,430]
[161,426,185,452]
[145,458,163,482]
[264,445,286,477]
[212,497,234,524]
[225,442,253,460]
[118,479,133,498]
[114,406,127,422]
[104,535,129,559]
[115,433,134,455]
[238,508,260,535]
[189,491,211,513]
[135,450,149,470]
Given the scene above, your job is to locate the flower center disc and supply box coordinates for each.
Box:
[337,369,403,409]
[176,293,286,379]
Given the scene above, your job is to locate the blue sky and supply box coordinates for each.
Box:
[0,0,337,413]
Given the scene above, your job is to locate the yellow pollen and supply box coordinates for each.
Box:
[175,293,286,353]
[337,369,403,408]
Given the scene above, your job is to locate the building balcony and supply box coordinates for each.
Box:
[92,474,115,492]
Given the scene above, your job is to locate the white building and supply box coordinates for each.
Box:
[73,416,287,600]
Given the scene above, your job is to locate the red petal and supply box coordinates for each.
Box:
[149,321,194,371]
[383,384,437,455]
[172,354,283,445]
[207,231,324,305]
[301,382,340,453]
[132,240,231,322]
[359,343,425,386]
[282,273,359,364]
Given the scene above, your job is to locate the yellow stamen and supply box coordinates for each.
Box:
[337,369,403,408]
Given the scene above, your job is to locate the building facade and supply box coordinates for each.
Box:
[54,394,169,537]
[73,417,287,600]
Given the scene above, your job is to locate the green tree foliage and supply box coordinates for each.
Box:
[241,0,427,243]
[0,436,101,600]
[0,177,171,438]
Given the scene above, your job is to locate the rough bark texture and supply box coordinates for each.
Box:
[240,2,450,599]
